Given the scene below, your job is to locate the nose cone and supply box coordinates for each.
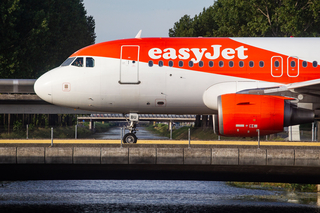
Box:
[34,72,53,104]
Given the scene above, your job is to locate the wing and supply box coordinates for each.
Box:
[286,79,320,97]
[240,79,320,116]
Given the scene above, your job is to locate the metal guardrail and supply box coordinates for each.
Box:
[78,114,196,122]
[89,114,196,119]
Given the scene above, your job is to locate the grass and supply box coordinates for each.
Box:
[227,182,318,192]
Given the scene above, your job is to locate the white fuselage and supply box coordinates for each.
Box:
[35,57,281,114]
[34,37,320,115]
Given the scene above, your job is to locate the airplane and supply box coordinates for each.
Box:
[34,31,319,143]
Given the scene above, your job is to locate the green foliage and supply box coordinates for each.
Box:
[169,0,320,37]
[12,120,22,132]
[28,124,34,131]
[146,123,170,137]
[288,183,317,192]
[94,122,114,133]
[0,0,96,79]
[76,126,92,138]
[228,182,317,192]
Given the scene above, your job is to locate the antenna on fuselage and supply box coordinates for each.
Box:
[135,30,142,38]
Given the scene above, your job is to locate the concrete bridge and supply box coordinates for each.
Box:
[1,144,320,183]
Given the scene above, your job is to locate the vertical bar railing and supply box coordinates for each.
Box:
[188,128,191,149]
[26,124,28,139]
[120,127,123,148]
[51,127,53,147]
[257,129,260,149]
[75,125,78,139]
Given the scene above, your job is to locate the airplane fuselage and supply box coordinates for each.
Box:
[34,37,320,115]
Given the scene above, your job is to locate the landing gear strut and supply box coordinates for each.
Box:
[123,113,139,143]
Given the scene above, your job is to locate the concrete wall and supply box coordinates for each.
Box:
[73,147,100,164]
[157,148,183,164]
[101,148,128,164]
[17,147,44,164]
[1,147,320,166]
[0,147,16,164]
[45,147,73,164]
[212,148,238,165]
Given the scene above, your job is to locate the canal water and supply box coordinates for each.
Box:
[93,126,169,140]
[0,180,319,212]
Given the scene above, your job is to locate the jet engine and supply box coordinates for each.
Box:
[213,94,314,137]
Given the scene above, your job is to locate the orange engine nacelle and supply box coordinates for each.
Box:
[213,94,314,137]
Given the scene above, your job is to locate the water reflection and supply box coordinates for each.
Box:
[0,180,319,212]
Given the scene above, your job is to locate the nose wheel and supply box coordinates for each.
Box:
[123,133,137,143]
[122,113,139,143]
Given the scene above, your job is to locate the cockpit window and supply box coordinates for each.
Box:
[61,57,76,66]
[86,57,95,67]
[71,57,83,67]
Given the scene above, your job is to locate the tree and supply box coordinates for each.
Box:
[169,0,320,38]
[0,0,96,79]
[0,0,22,77]
[169,15,195,37]
[169,0,320,130]
[169,7,217,37]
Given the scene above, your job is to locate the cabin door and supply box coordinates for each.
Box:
[120,45,140,84]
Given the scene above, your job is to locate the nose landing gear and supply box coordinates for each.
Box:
[123,113,139,143]
[123,132,137,143]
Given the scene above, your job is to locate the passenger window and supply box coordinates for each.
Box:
[189,61,194,67]
[302,61,308,67]
[249,61,254,67]
[274,61,280,67]
[229,61,234,67]
[168,61,174,67]
[71,57,84,67]
[199,61,204,67]
[209,61,214,67]
[259,61,264,68]
[158,60,163,67]
[61,57,76,66]
[148,61,153,67]
[86,57,95,67]
[179,61,183,67]
[313,61,318,67]
[290,60,296,68]
[239,61,244,67]
[219,61,224,67]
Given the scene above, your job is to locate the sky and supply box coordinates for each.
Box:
[82,0,215,43]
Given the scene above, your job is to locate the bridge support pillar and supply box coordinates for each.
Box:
[202,115,208,129]
[89,120,92,130]
[317,121,320,142]
[168,121,173,131]
[168,121,173,140]
[312,122,318,141]
[195,115,201,127]
[288,125,300,141]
